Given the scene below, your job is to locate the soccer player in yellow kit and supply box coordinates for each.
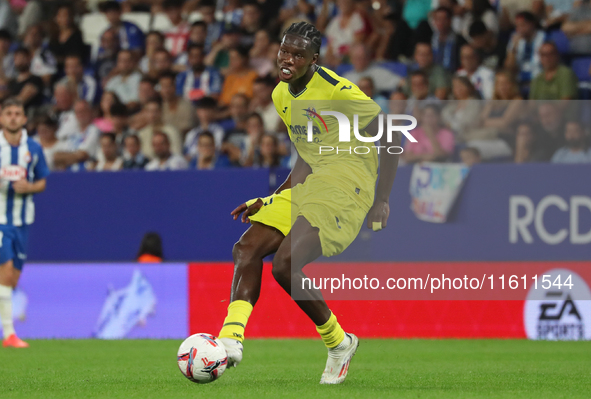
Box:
[218,22,401,384]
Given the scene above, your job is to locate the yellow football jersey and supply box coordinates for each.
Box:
[272,66,382,210]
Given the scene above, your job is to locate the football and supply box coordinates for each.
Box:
[177,333,228,383]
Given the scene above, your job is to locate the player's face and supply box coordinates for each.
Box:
[0,105,27,133]
[277,34,318,83]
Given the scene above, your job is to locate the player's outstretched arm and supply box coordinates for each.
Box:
[366,115,401,231]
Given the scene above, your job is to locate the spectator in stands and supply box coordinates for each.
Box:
[94,133,123,171]
[199,0,223,52]
[93,28,120,86]
[48,5,86,73]
[184,96,225,158]
[406,70,440,115]
[176,44,222,101]
[58,55,99,105]
[123,135,150,170]
[459,147,482,167]
[375,11,414,62]
[0,29,15,78]
[324,0,367,67]
[159,72,195,136]
[52,83,78,140]
[343,43,402,94]
[138,96,182,158]
[504,12,545,84]
[442,76,482,142]
[514,122,548,163]
[357,77,389,113]
[429,7,466,72]
[249,30,274,77]
[53,100,101,172]
[253,134,288,168]
[146,49,174,81]
[498,0,544,32]
[551,121,591,163]
[0,0,17,37]
[238,112,265,167]
[219,46,258,107]
[456,44,494,100]
[174,22,208,70]
[544,0,576,29]
[8,48,44,115]
[240,1,263,47]
[536,102,567,160]
[477,70,525,137]
[408,42,450,100]
[402,104,455,163]
[457,0,498,41]
[145,131,188,171]
[140,31,165,74]
[23,24,57,88]
[94,91,123,133]
[109,103,133,147]
[191,131,231,170]
[136,232,164,263]
[529,42,578,100]
[220,93,250,135]
[163,0,190,58]
[99,1,145,55]
[562,0,591,55]
[105,50,142,107]
[35,115,60,171]
[389,90,408,115]
[205,25,242,73]
[249,75,281,134]
[468,20,506,71]
[0,76,9,103]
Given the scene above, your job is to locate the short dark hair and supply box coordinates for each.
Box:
[196,96,218,109]
[515,11,538,25]
[191,21,207,29]
[100,1,122,13]
[137,232,163,259]
[468,20,488,38]
[199,0,216,8]
[146,95,163,107]
[124,134,141,146]
[36,114,58,130]
[187,43,205,54]
[110,103,128,117]
[101,132,117,143]
[159,71,176,82]
[410,70,429,82]
[153,130,169,143]
[434,6,453,19]
[230,45,250,59]
[140,76,157,86]
[0,29,11,41]
[14,47,30,57]
[146,30,165,42]
[198,131,215,142]
[163,0,184,10]
[65,54,83,64]
[2,98,24,110]
[283,21,322,54]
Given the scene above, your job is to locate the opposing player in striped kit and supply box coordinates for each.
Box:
[0,98,50,348]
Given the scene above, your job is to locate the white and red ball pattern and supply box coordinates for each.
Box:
[177,333,228,383]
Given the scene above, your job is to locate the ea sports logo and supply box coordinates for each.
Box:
[524,269,591,340]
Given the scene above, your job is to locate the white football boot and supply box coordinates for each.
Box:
[220,338,243,368]
[319,333,359,384]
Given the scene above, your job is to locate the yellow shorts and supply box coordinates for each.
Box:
[247,176,369,257]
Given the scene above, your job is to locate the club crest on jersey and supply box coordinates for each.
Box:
[1,165,27,181]
[302,107,328,135]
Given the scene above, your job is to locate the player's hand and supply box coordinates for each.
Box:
[231,199,263,223]
[12,179,31,194]
[366,201,390,231]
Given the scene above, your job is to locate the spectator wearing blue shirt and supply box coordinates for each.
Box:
[190,131,231,170]
[58,55,99,105]
[551,121,591,163]
[99,1,145,56]
[176,44,222,102]
[505,12,545,84]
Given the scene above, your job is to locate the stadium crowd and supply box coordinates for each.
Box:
[0,0,590,171]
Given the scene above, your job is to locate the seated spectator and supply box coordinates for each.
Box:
[34,115,60,171]
[48,5,85,73]
[220,93,250,136]
[504,12,546,84]
[249,30,274,77]
[93,133,123,171]
[498,0,544,31]
[407,42,451,100]
[529,42,578,100]
[190,131,231,170]
[249,75,281,134]
[240,1,263,48]
[93,28,120,86]
[138,96,182,158]
[389,90,408,115]
[123,135,150,170]
[136,232,164,263]
[562,0,591,56]
[534,102,567,160]
[442,76,481,142]
[198,0,223,52]
[477,70,524,136]
[514,122,548,163]
[23,24,57,88]
[219,46,258,107]
[184,96,225,158]
[58,55,99,105]
[145,49,174,81]
[176,44,222,101]
[357,77,389,113]
[108,103,133,146]
[551,121,591,163]
[53,100,101,172]
[163,0,190,58]
[405,70,440,115]
[173,22,208,70]
[0,29,15,78]
[457,44,495,100]
[237,112,266,166]
[343,43,402,94]
[159,72,194,136]
[429,7,467,72]
[324,0,367,67]
[402,104,455,163]
[457,0,498,41]
[52,83,78,140]
[204,25,242,74]
[459,147,482,167]
[375,11,414,62]
[140,31,165,74]
[145,131,188,171]
[253,134,289,168]
[468,20,507,70]
[8,48,44,115]
[99,1,144,55]
[94,91,124,133]
[105,50,142,108]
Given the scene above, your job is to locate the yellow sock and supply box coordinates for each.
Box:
[316,311,345,348]
[218,300,253,343]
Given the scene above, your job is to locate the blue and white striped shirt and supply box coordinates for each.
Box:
[0,130,50,226]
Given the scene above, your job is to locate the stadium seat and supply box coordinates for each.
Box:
[547,30,570,55]
[378,61,408,77]
[336,63,354,75]
[151,13,173,31]
[122,12,151,33]
[80,12,109,46]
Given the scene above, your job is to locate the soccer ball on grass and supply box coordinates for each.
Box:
[177,333,228,383]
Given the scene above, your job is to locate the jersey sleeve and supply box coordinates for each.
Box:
[32,144,50,180]
[331,80,382,132]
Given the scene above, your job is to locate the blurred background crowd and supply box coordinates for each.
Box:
[0,0,590,172]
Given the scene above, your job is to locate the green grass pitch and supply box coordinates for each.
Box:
[1,339,590,398]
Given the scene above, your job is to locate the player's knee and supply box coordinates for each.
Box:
[271,253,291,285]
[232,240,257,265]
